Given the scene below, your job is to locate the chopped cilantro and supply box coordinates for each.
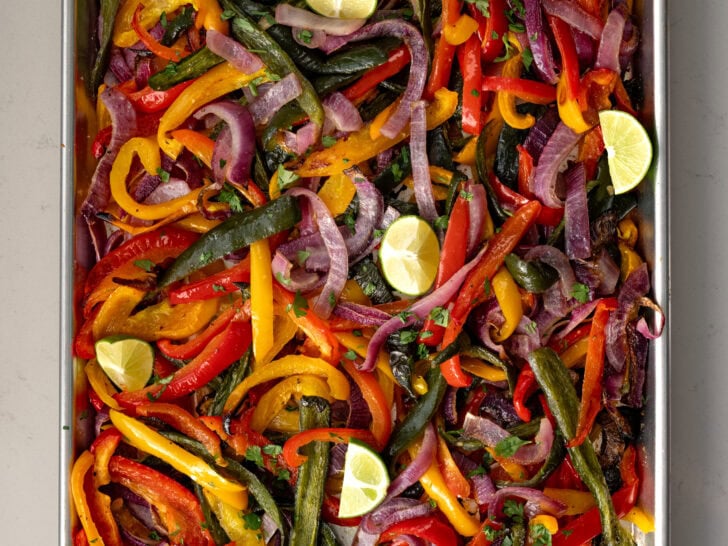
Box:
[220,9,236,21]
[297,29,313,44]
[460,189,474,201]
[277,164,300,191]
[218,183,244,213]
[275,271,291,287]
[156,167,171,184]
[529,522,553,545]
[522,47,534,71]
[296,249,311,267]
[344,349,358,361]
[398,329,418,344]
[503,499,525,523]
[245,446,264,467]
[262,444,283,456]
[434,215,449,230]
[471,88,480,97]
[212,283,226,293]
[467,465,487,478]
[292,291,309,317]
[242,512,262,531]
[199,251,213,265]
[494,435,531,457]
[322,135,337,148]
[396,310,414,323]
[416,343,429,360]
[525,320,538,334]
[571,282,590,303]
[429,306,450,327]
[465,0,490,17]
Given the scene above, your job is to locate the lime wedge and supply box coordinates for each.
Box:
[338,439,390,518]
[306,0,376,19]
[94,336,154,392]
[379,216,440,296]
[598,109,653,195]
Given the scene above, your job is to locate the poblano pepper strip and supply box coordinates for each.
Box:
[207,348,252,417]
[527,348,636,546]
[291,396,331,546]
[89,0,121,96]
[160,195,301,286]
[504,253,560,294]
[148,47,225,91]
[220,0,325,127]
[193,483,231,545]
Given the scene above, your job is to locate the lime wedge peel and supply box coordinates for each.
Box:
[338,439,390,519]
[598,109,653,195]
[306,0,376,19]
[94,336,154,392]
[379,215,441,297]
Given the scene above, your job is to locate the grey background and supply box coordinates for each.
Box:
[0,0,723,543]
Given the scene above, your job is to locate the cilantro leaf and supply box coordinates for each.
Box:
[494,435,531,458]
[570,282,590,303]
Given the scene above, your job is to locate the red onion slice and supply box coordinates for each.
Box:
[292,27,327,49]
[323,92,364,133]
[532,122,583,208]
[332,302,392,327]
[248,73,303,126]
[564,162,591,260]
[524,0,559,84]
[606,263,650,372]
[525,245,578,302]
[387,422,437,499]
[488,486,567,521]
[466,182,487,257]
[206,28,263,73]
[596,6,627,73]
[409,100,438,223]
[275,4,366,36]
[542,0,605,40]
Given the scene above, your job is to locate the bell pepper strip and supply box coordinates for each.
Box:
[623,506,655,534]
[497,37,535,130]
[543,487,597,515]
[340,358,393,449]
[202,489,265,546]
[420,193,470,347]
[283,427,377,467]
[436,425,471,499]
[84,435,124,546]
[548,323,593,353]
[131,3,188,62]
[552,446,639,545]
[413,454,481,537]
[169,128,214,167]
[92,125,113,159]
[577,125,606,180]
[90,427,122,488]
[440,200,542,387]
[342,45,411,102]
[513,364,538,422]
[169,257,251,304]
[277,287,340,363]
[517,144,535,198]
[113,0,227,48]
[109,409,247,509]
[459,357,508,382]
[71,451,105,546]
[457,33,484,135]
[249,239,275,362]
[482,76,557,105]
[469,0,508,63]
[91,285,219,342]
[528,348,634,546]
[250,375,333,432]
[490,173,564,227]
[491,266,524,342]
[444,14,479,46]
[579,68,618,113]
[317,172,357,217]
[549,16,593,133]
[295,87,458,177]
[335,331,397,386]
[158,63,267,159]
[222,354,351,416]
[379,515,459,545]
[75,307,101,359]
[125,79,196,114]
[110,136,206,220]
[612,77,638,117]
[568,297,618,448]
[108,454,216,545]
[82,226,198,316]
[423,0,461,100]
[136,402,223,461]
[85,360,122,410]
[156,303,236,359]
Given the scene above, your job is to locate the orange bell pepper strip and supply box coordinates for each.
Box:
[497,36,535,130]
[340,358,393,450]
[436,428,471,499]
[169,129,215,167]
[444,14,479,45]
[440,201,542,387]
[87,430,124,546]
[568,297,618,447]
[131,3,188,62]
[249,375,333,432]
[282,428,377,467]
[156,307,235,359]
[71,451,106,546]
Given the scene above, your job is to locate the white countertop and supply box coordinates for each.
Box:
[0,0,724,544]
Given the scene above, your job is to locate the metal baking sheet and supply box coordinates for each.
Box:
[59,0,669,543]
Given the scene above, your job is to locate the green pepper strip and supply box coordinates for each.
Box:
[220,0,324,127]
[495,429,566,489]
[160,194,301,286]
[90,0,121,95]
[207,348,252,417]
[148,47,225,91]
[193,483,231,545]
[291,396,331,546]
[527,348,636,546]
[504,253,560,294]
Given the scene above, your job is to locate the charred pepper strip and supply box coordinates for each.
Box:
[89,0,122,95]
[220,0,324,127]
[148,46,224,91]
[527,348,636,546]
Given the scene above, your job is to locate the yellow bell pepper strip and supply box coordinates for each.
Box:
[109,409,248,510]
[617,218,642,280]
[131,4,188,62]
[108,454,217,545]
[173,213,221,233]
[202,489,265,546]
[113,0,228,48]
[71,451,105,546]
[91,285,219,341]
[623,505,656,533]
[497,36,535,130]
[250,239,274,362]
[85,360,123,409]
[158,63,267,159]
[223,355,351,416]
[293,88,458,178]
[317,173,357,217]
[453,136,478,165]
[530,514,560,535]
[340,278,371,305]
[559,337,590,369]
[282,427,377,467]
[249,375,333,432]
[340,358,393,449]
[411,450,481,537]
[459,357,508,382]
[491,266,524,342]
[109,137,205,220]
[543,487,597,516]
[169,128,214,167]
[334,331,397,385]
[443,14,480,46]
[369,98,399,140]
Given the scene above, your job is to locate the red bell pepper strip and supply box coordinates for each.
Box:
[115,314,252,407]
[282,427,377,467]
[342,45,411,102]
[457,34,484,135]
[424,0,461,100]
[548,17,581,101]
[469,0,508,63]
[568,297,618,448]
[136,402,223,460]
[90,428,122,486]
[85,429,124,546]
[91,126,113,159]
[440,201,541,387]
[513,364,538,422]
[547,322,593,354]
[578,125,606,181]
[126,79,196,114]
[74,307,100,359]
[481,76,557,105]
[379,515,458,546]
[613,77,638,117]
[131,3,189,62]
[157,305,241,360]
[340,359,392,449]
[108,455,215,545]
[420,193,470,347]
[517,144,535,198]
[169,256,251,304]
[490,173,564,227]
[553,445,639,546]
